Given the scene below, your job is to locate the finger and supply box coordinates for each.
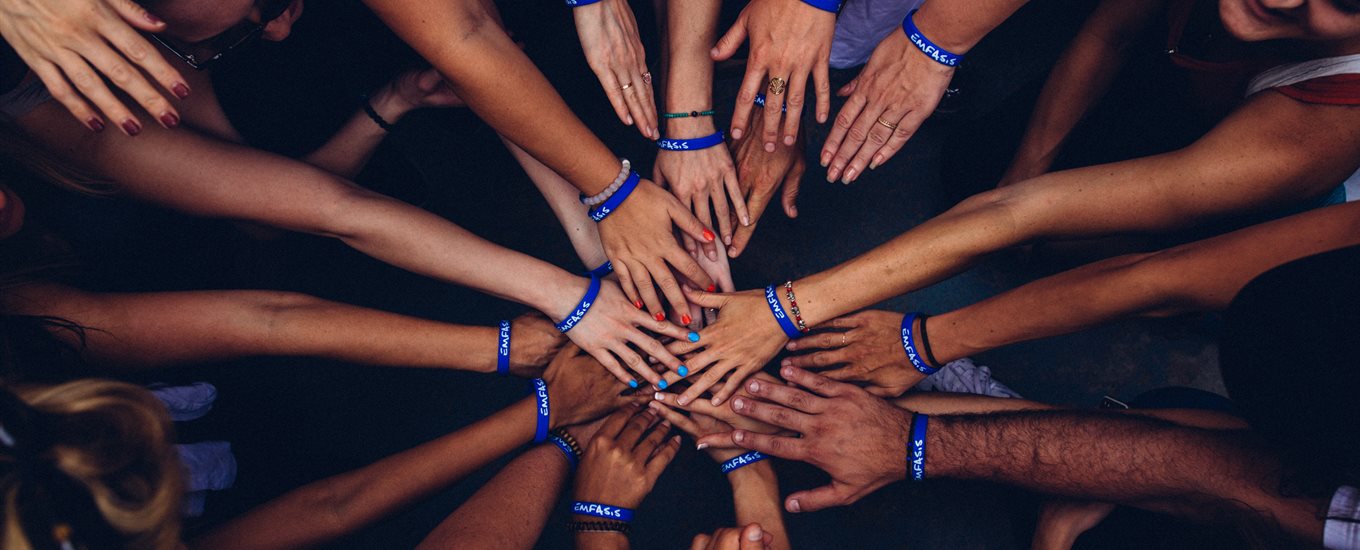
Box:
[108,0,167,29]
[626,328,684,375]
[870,110,929,171]
[26,61,102,131]
[780,69,809,146]
[618,408,658,448]
[730,395,811,432]
[627,260,665,321]
[598,403,642,440]
[693,192,718,261]
[844,107,905,183]
[690,533,712,550]
[676,356,726,406]
[711,14,748,62]
[79,39,179,128]
[56,52,150,135]
[647,401,703,438]
[814,366,862,381]
[828,102,886,185]
[667,250,715,298]
[710,172,735,246]
[653,388,726,419]
[779,365,850,397]
[781,168,802,218]
[102,13,190,102]
[822,94,867,177]
[740,524,767,550]
[729,62,765,141]
[723,166,751,228]
[729,187,772,257]
[813,57,832,123]
[866,385,901,398]
[760,73,785,152]
[634,306,692,342]
[837,76,859,97]
[784,330,850,352]
[645,434,682,477]
[633,66,659,139]
[786,484,852,513]
[599,68,633,126]
[634,416,672,458]
[649,259,691,319]
[730,429,809,461]
[612,261,645,312]
[619,73,648,131]
[587,345,642,387]
[744,376,827,414]
[710,369,755,408]
[613,342,664,388]
[670,189,719,247]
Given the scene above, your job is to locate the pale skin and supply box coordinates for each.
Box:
[783,200,1360,395]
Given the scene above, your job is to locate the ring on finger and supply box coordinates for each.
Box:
[841,333,848,347]
[642,72,652,85]
[621,82,634,91]
[875,117,899,130]
[767,76,787,95]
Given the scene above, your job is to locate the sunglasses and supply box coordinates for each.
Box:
[149,0,293,70]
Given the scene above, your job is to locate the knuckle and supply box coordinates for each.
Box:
[834,111,856,129]
[846,126,869,142]
[867,131,889,146]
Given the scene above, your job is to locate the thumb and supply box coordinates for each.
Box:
[417,69,443,92]
[781,172,801,218]
[837,77,859,97]
[110,0,167,29]
[786,483,849,513]
[739,523,766,550]
[711,15,748,61]
[682,287,728,309]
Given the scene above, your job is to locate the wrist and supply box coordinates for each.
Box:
[908,7,978,54]
[727,459,776,487]
[538,274,593,322]
[663,116,718,139]
[368,88,415,124]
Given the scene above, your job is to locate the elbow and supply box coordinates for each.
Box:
[1118,249,1220,318]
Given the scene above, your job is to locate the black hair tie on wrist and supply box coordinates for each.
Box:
[359,95,395,132]
[918,314,942,369]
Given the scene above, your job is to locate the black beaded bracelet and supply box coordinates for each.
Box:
[359,94,395,132]
[550,428,582,461]
[567,520,630,534]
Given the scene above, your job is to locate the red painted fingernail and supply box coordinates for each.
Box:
[121,120,141,136]
[655,312,666,321]
[172,83,190,99]
[681,314,692,324]
[703,229,715,242]
[87,118,105,132]
[634,300,643,309]
[706,284,716,292]
[145,11,164,24]
[160,112,179,128]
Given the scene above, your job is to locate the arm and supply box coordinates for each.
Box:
[573,0,657,139]
[726,463,789,550]
[668,91,1360,405]
[502,136,608,270]
[415,444,570,550]
[998,0,1162,186]
[571,407,682,550]
[191,344,636,550]
[3,282,562,374]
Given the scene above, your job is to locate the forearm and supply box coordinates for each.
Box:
[663,0,721,126]
[910,0,1029,53]
[365,0,620,194]
[728,463,789,550]
[192,399,538,550]
[416,444,570,550]
[503,136,608,269]
[928,200,1360,363]
[302,91,410,178]
[929,411,1326,543]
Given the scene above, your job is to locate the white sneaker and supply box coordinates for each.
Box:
[914,358,1022,398]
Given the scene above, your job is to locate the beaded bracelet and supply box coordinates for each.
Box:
[764,284,803,339]
[581,159,632,207]
[589,172,641,222]
[783,281,810,333]
[567,521,630,534]
[662,109,717,119]
[548,429,581,467]
[902,10,964,67]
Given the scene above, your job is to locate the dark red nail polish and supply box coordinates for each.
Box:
[172,83,190,99]
[681,314,692,325]
[655,312,666,321]
[87,118,105,132]
[706,284,716,292]
[121,120,141,136]
[145,11,164,24]
[160,112,179,128]
[702,229,716,242]
[634,300,643,309]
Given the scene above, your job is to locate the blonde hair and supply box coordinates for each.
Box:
[0,379,182,550]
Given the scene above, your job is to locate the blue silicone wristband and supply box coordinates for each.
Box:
[902,10,964,67]
[800,0,842,12]
[657,131,725,151]
[497,320,511,375]
[548,434,578,468]
[765,284,803,339]
[900,312,939,375]
[531,378,550,443]
[586,261,613,279]
[572,501,634,522]
[753,93,787,113]
[589,172,640,222]
[720,451,768,474]
[556,276,602,333]
[564,0,603,6]
[908,413,928,481]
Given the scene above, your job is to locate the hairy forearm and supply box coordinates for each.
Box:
[192,399,537,550]
[503,136,608,269]
[929,200,1360,362]
[911,0,1029,53]
[365,0,620,194]
[728,463,789,550]
[417,445,570,550]
[930,411,1326,543]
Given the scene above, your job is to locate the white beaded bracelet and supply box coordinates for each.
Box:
[582,159,631,207]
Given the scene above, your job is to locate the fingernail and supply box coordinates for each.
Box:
[789,499,802,513]
[121,120,142,136]
[658,380,669,390]
[782,365,796,378]
[748,380,761,393]
[697,442,709,450]
[728,246,739,256]
[732,397,746,411]
[870,154,883,170]
[678,396,690,406]
[707,249,718,262]
[629,379,639,388]
[711,396,723,406]
[687,331,700,343]
[86,118,105,132]
[682,314,692,325]
[732,127,743,140]
[625,115,633,125]
[764,142,775,153]
[634,300,643,309]
[826,168,840,182]
[748,528,763,541]
[784,135,795,146]
[655,312,666,321]
[653,391,664,400]
[844,168,858,182]
[145,11,164,24]
[160,112,179,128]
[724,235,732,245]
[707,284,716,292]
[742,215,751,226]
[820,154,830,167]
[733,430,746,442]
[786,342,797,350]
[678,365,689,376]
[710,47,720,57]
[790,206,798,216]
[172,83,190,99]
[703,229,715,242]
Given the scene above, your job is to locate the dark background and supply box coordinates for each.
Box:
[23,0,1254,547]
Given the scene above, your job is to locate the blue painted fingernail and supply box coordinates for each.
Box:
[678,366,689,377]
[687,331,700,343]
[629,380,639,388]
[658,380,669,390]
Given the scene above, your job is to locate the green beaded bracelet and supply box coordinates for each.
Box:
[662,109,717,119]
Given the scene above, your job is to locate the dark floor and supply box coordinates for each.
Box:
[31,1,1251,548]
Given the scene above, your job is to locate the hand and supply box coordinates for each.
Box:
[561,277,693,388]
[597,179,717,320]
[648,399,743,462]
[690,524,774,550]
[543,344,647,428]
[713,0,836,151]
[385,67,465,110]
[0,0,188,134]
[662,287,789,407]
[653,118,747,253]
[821,31,955,184]
[687,243,736,329]
[699,366,912,514]
[507,312,567,377]
[573,405,682,510]
[573,0,657,139]
[729,112,804,257]
[782,310,923,398]
[650,372,786,450]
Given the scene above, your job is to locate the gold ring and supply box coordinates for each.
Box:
[841,333,848,346]
[767,77,787,95]
[621,82,633,91]
[876,117,899,130]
